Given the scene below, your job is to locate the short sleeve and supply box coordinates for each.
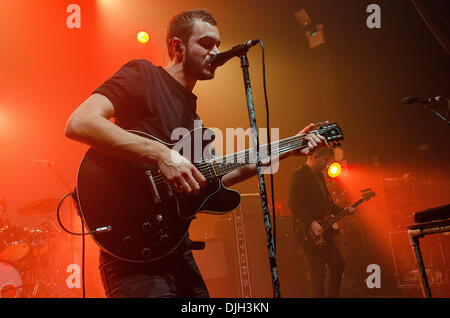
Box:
[93,59,146,112]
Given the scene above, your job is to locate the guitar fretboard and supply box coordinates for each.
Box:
[203,131,321,178]
[321,198,366,230]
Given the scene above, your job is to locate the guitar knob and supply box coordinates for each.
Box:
[160,234,170,244]
[141,248,152,259]
[142,222,152,232]
[123,235,133,247]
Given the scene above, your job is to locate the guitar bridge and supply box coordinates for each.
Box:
[145,170,162,203]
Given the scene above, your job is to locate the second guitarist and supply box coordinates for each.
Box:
[288,147,355,298]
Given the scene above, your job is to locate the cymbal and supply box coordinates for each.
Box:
[17,199,59,215]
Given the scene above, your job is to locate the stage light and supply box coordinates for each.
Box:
[328,162,342,178]
[137,31,149,44]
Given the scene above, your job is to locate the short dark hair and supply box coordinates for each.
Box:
[166,8,217,59]
[312,147,333,159]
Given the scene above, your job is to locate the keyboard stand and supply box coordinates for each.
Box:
[407,218,450,298]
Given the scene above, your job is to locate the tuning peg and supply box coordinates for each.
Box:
[316,121,330,128]
[328,141,340,149]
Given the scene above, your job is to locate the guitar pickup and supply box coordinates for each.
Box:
[145,170,162,203]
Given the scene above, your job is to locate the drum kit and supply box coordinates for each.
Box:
[0,198,72,298]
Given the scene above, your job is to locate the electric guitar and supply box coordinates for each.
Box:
[75,123,344,262]
[295,189,376,246]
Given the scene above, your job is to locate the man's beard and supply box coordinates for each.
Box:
[184,48,214,80]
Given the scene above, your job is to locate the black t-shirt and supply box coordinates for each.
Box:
[93,59,202,265]
[94,59,201,143]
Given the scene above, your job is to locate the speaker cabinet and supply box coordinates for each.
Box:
[389,230,450,296]
[192,194,308,297]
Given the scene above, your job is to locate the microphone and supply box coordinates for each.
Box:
[34,159,55,165]
[401,96,444,105]
[210,39,260,67]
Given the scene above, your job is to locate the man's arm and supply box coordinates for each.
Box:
[221,152,289,187]
[288,169,316,227]
[65,93,205,194]
[288,170,326,237]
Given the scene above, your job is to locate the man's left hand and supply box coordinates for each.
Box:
[347,207,356,214]
[293,123,328,156]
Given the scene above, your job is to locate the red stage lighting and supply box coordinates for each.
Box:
[137,31,149,44]
[328,162,342,178]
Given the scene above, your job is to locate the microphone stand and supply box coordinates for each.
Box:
[45,161,73,192]
[239,53,281,298]
[422,98,450,127]
[423,98,450,179]
[40,160,77,290]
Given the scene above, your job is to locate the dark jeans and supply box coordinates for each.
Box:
[99,249,209,298]
[299,238,345,298]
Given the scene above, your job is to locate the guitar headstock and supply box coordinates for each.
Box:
[316,122,344,147]
[361,188,376,201]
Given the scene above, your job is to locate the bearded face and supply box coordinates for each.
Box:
[183,45,216,80]
[182,20,220,81]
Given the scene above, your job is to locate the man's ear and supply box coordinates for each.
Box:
[170,37,184,60]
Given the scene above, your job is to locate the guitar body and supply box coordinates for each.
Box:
[76,128,241,262]
[295,189,375,247]
[297,215,339,247]
[75,123,345,262]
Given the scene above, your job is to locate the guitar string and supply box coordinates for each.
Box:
[151,132,317,187]
[151,141,306,193]
[207,136,309,174]
[155,127,333,178]
[154,128,328,181]
[204,132,309,168]
[208,129,332,172]
[151,136,309,191]
[153,134,308,182]
[151,128,339,191]
[151,134,322,190]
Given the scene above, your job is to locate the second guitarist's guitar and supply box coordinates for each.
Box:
[295,189,376,246]
[76,123,344,262]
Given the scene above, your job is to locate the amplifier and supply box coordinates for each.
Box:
[191,194,308,297]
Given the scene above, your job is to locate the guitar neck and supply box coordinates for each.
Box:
[321,198,365,230]
[205,132,317,178]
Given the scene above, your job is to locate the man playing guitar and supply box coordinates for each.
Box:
[65,8,328,298]
[289,147,355,297]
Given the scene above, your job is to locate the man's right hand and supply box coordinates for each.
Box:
[310,220,324,237]
[157,148,206,195]
[65,94,206,196]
